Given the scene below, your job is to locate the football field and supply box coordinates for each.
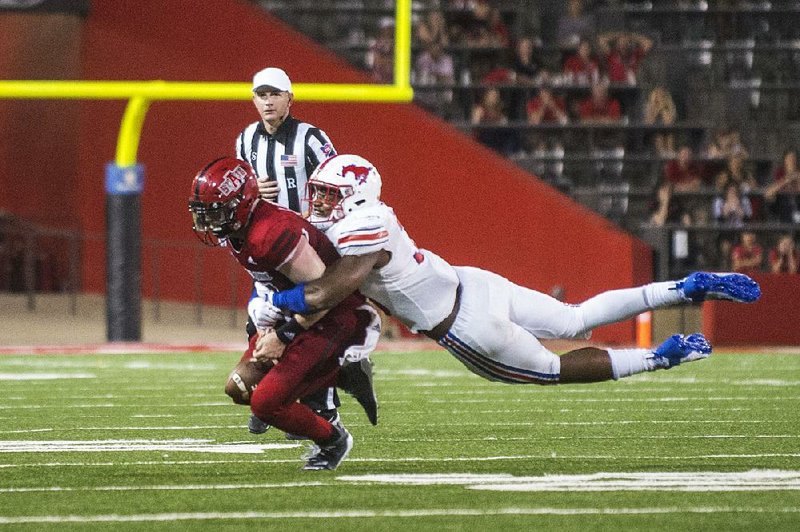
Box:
[1,347,799,531]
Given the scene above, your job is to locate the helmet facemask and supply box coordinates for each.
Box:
[189,158,259,247]
[305,154,383,230]
[189,197,243,246]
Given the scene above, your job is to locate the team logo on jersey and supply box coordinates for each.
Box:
[217,166,248,196]
[342,164,371,184]
[322,143,335,157]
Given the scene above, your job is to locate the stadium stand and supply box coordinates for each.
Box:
[256,0,800,280]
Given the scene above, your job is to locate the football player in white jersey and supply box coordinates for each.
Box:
[257,154,761,384]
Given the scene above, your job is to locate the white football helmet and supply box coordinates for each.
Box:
[307,154,382,229]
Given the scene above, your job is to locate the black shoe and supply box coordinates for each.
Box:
[285,410,341,440]
[338,358,379,426]
[248,414,270,435]
[302,424,353,471]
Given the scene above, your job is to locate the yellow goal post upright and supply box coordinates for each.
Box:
[0,0,413,341]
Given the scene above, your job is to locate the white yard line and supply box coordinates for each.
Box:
[1,506,799,524]
[0,439,299,454]
[339,471,800,492]
[2,454,800,470]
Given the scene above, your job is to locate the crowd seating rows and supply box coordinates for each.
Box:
[256,0,800,279]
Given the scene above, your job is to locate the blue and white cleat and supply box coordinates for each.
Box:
[675,272,761,303]
[653,333,712,369]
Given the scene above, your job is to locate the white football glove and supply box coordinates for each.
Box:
[247,293,285,330]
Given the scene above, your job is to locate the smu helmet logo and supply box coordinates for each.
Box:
[217,166,248,196]
[342,164,371,185]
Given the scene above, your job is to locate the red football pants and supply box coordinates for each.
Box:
[249,308,370,443]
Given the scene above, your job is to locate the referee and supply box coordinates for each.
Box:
[236,67,335,214]
[236,67,341,436]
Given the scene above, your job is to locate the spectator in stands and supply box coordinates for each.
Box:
[714,152,758,193]
[415,8,449,49]
[366,17,395,83]
[457,0,509,48]
[764,148,800,224]
[643,86,677,157]
[527,85,569,126]
[563,38,600,85]
[731,231,764,273]
[525,84,568,162]
[556,0,596,48]
[663,144,704,192]
[597,31,653,84]
[413,42,458,119]
[471,87,517,155]
[511,36,546,84]
[649,180,685,227]
[578,81,622,123]
[712,181,753,228]
[768,233,799,274]
[704,126,749,160]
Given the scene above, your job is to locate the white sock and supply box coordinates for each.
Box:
[642,280,687,307]
[607,348,661,380]
[579,282,685,331]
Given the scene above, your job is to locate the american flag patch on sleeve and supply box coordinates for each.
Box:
[280,154,298,167]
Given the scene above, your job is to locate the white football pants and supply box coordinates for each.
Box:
[438,266,682,383]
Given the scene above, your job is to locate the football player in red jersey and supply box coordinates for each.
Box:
[189,157,379,470]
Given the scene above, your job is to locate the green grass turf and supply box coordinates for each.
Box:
[0,348,799,531]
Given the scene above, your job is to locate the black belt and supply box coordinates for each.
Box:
[422,284,462,342]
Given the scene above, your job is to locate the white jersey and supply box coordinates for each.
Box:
[323,203,459,332]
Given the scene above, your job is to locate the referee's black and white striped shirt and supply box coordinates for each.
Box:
[235,115,336,215]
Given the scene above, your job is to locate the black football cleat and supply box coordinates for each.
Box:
[302,424,353,471]
[248,414,270,435]
[338,358,379,426]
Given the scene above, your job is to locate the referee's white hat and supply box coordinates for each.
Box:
[252,67,292,93]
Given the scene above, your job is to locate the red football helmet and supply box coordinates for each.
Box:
[189,157,259,245]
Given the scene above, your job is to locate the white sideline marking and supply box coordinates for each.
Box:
[1,506,799,524]
[338,470,800,492]
[0,439,299,454]
[0,373,95,381]
[0,481,329,493]
[3,454,800,470]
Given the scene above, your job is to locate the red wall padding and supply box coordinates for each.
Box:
[4,0,653,343]
[703,273,800,346]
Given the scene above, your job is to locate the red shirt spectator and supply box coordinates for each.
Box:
[663,145,703,191]
[768,234,799,273]
[563,39,599,84]
[482,67,516,85]
[526,87,568,124]
[731,232,764,273]
[578,83,621,122]
[598,32,653,84]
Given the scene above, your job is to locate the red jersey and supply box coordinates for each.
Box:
[605,48,645,83]
[563,55,599,84]
[228,200,364,310]
[663,160,702,187]
[732,244,763,274]
[526,95,567,123]
[578,96,621,121]
[769,246,799,273]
